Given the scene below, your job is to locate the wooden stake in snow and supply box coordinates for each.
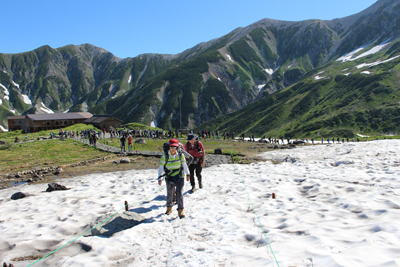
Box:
[125,201,129,211]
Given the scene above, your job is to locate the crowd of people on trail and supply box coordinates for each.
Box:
[110,128,180,140]
[157,134,205,219]
[194,130,238,140]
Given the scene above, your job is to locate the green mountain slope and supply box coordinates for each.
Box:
[2,0,400,133]
[197,42,400,137]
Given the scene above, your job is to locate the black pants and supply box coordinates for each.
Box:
[189,162,202,187]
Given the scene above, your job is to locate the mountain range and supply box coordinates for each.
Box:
[1,0,400,137]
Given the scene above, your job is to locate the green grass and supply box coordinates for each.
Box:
[0,137,110,174]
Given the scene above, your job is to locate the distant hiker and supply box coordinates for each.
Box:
[127,134,133,151]
[92,133,97,148]
[158,139,190,219]
[120,135,126,152]
[185,134,205,193]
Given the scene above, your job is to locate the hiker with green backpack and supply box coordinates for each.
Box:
[158,139,190,218]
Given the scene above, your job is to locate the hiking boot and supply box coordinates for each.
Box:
[165,207,172,215]
[178,209,185,219]
[190,186,196,193]
[199,182,203,189]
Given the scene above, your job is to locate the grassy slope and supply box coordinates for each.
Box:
[196,47,400,138]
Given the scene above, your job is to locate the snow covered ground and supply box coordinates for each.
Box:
[1,140,400,266]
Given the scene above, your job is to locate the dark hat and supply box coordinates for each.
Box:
[169,139,179,147]
[187,134,196,141]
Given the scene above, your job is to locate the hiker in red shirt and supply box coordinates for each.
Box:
[127,134,133,151]
[185,134,205,193]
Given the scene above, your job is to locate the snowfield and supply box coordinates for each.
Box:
[0,140,400,267]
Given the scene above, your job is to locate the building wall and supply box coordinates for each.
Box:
[26,118,88,133]
[7,118,26,131]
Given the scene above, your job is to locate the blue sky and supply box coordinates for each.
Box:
[1,0,377,59]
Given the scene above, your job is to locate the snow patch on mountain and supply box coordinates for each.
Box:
[337,39,392,62]
[314,75,325,80]
[150,120,158,127]
[360,71,371,75]
[264,68,274,75]
[12,81,19,88]
[257,84,265,91]
[226,54,234,63]
[40,102,54,114]
[21,94,31,105]
[356,55,400,69]
[128,75,132,84]
[0,83,9,95]
[0,99,2,105]
[127,104,139,115]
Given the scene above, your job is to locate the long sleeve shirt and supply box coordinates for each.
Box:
[158,151,190,179]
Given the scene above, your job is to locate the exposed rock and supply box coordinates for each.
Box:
[135,138,146,144]
[292,140,305,145]
[214,148,222,154]
[54,167,63,175]
[91,211,145,237]
[46,183,69,192]
[11,192,26,200]
[120,158,131,163]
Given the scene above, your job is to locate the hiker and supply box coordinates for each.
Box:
[127,134,133,151]
[158,139,190,219]
[120,134,126,152]
[92,133,97,148]
[185,134,205,193]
